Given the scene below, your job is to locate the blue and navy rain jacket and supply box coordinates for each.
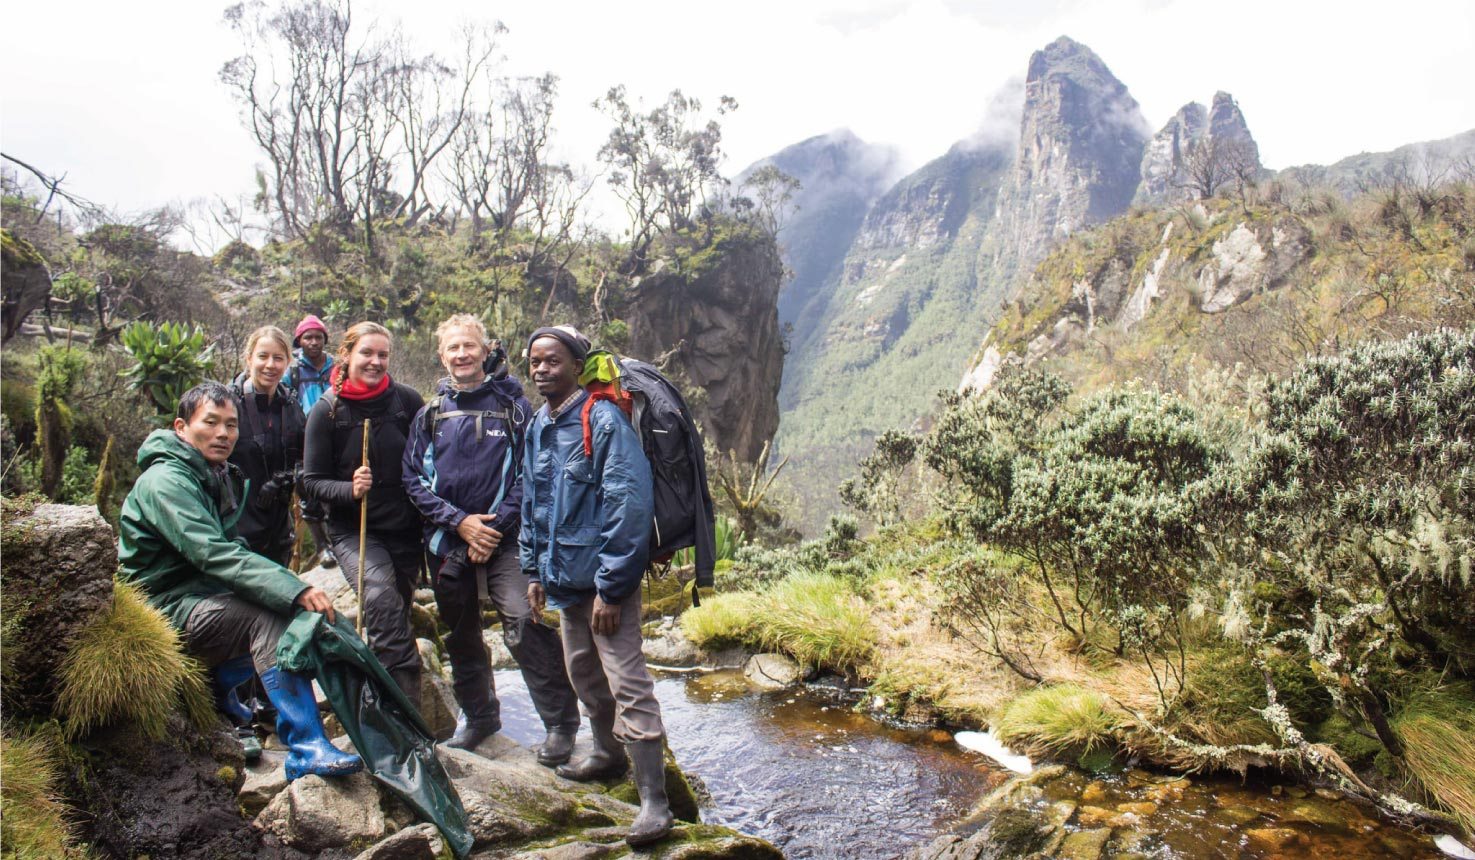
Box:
[286,350,335,415]
[401,373,531,560]
[518,389,654,609]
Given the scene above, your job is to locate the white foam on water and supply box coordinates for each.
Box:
[1436,835,1475,859]
[954,730,1033,774]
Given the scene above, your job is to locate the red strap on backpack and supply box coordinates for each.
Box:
[580,382,633,457]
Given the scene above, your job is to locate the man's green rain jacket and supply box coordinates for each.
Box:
[118,429,308,630]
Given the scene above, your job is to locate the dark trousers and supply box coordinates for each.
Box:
[434,546,580,733]
[183,593,290,674]
[329,527,423,674]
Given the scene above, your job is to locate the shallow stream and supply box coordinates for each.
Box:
[491,668,1448,859]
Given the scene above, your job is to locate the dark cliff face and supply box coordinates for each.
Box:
[994,36,1150,271]
[623,229,785,462]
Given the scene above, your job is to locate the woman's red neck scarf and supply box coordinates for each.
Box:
[334,365,392,401]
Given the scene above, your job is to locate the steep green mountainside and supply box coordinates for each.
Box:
[1278,129,1475,195]
[773,37,1149,531]
[737,130,900,361]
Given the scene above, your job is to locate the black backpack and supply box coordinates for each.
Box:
[579,351,717,592]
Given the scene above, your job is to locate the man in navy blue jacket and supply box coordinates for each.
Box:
[402,315,580,757]
[520,325,674,848]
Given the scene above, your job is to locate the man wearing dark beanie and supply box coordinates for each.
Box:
[519,325,675,847]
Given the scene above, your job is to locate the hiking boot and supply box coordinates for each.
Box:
[445,713,500,750]
[556,716,627,781]
[259,667,362,782]
[625,738,675,846]
[536,729,577,767]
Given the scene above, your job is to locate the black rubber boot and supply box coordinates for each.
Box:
[555,715,627,781]
[536,729,577,766]
[625,738,675,846]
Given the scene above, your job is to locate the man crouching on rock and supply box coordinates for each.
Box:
[521,326,675,847]
[118,381,362,782]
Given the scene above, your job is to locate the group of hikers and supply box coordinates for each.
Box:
[116,314,680,847]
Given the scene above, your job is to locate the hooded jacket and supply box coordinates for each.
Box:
[401,373,531,560]
[118,429,309,631]
[518,390,653,609]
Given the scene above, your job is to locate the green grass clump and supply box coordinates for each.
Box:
[0,727,80,859]
[994,683,1120,760]
[55,578,216,740]
[681,572,877,674]
[681,591,761,647]
[752,572,875,673]
[1393,686,1475,836]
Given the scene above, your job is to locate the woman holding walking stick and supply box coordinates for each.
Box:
[300,322,427,711]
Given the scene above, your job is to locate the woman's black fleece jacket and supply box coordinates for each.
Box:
[301,381,425,537]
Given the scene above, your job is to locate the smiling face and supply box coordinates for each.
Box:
[438,325,489,387]
[347,333,392,387]
[174,397,239,466]
[528,337,579,407]
[247,337,290,393]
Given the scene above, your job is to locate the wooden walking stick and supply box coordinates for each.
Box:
[356,418,371,636]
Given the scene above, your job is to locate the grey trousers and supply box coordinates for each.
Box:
[434,547,580,732]
[329,528,423,674]
[183,593,289,673]
[559,591,665,743]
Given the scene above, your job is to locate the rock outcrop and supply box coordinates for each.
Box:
[1,502,117,714]
[625,229,786,462]
[1135,92,1261,205]
[993,36,1150,273]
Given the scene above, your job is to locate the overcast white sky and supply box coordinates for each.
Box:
[3,0,1473,245]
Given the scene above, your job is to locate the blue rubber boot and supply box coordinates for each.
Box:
[259,667,364,781]
[212,655,256,726]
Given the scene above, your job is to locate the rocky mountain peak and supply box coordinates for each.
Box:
[994,36,1150,272]
[1136,91,1261,203]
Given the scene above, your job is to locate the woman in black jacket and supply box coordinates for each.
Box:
[300,321,427,710]
[229,325,305,566]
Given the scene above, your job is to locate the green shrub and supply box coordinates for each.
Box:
[994,684,1120,761]
[56,579,215,740]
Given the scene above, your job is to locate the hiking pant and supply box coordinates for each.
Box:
[559,591,665,743]
[329,527,423,675]
[183,593,289,674]
[433,547,580,733]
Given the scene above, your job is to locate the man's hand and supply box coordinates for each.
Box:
[351,465,373,500]
[527,581,546,624]
[296,585,336,624]
[456,514,501,561]
[591,595,620,636]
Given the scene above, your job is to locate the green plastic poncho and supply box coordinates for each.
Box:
[276,612,474,858]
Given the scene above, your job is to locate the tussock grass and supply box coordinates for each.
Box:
[754,572,874,671]
[56,578,215,740]
[994,683,1120,759]
[682,572,876,674]
[0,727,80,859]
[1394,686,1475,835]
[681,592,761,647]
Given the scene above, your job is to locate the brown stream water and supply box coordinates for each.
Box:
[491,669,1447,859]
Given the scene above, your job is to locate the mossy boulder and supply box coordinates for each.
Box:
[1,503,117,716]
